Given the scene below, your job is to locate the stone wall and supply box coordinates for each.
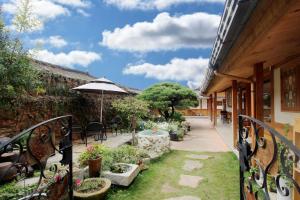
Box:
[0,70,130,138]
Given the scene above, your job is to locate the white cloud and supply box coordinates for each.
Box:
[31,49,101,67]
[123,57,209,89]
[77,8,90,17]
[53,0,91,8]
[104,0,224,10]
[31,35,68,48]
[101,12,220,52]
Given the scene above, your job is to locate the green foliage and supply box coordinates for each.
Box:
[110,164,130,173]
[138,82,198,120]
[0,13,41,109]
[169,111,185,122]
[75,178,105,193]
[110,145,149,166]
[79,145,149,171]
[0,181,37,200]
[112,97,149,125]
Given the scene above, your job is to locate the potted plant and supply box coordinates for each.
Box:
[79,145,108,178]
[74,178,111,200]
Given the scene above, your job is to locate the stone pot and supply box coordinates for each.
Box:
[102,163,140,186]
[74,178,111,200]
[88,157,101,177]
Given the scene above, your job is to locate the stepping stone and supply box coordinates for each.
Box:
[161,183,178,193]
[183,160,203,172]
[178,175,203,188]
[186,154,212,160]
[165,196,201,200]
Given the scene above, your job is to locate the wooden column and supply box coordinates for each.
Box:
[209,95,213,122]
[254,63,264,121]
[232,80,238,147]
[245,84,251,116]
[213,92,217,126]
[238,86,243,115]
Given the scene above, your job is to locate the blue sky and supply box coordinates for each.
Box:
[2,0,224,90]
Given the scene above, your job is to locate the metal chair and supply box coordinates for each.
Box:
[84,122,107,146]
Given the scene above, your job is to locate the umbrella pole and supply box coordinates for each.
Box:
[100,90,103,123]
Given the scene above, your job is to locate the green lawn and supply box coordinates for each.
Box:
[106,150,239,200]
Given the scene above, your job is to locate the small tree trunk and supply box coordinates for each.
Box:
[131,116,137,145]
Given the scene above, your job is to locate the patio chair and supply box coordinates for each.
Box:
[84,122,107,146]
[110,115,123,136]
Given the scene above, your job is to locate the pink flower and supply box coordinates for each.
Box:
[87,145,94,152]
[75,179,81,186]
[55,175,62,183]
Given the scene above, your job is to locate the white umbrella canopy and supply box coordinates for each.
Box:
[73,77,128,123]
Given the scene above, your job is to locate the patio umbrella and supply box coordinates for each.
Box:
[73,77,128,123]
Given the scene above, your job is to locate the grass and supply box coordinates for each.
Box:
[106,150,239,200]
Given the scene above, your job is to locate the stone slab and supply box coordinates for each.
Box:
[165,196,201,200]
[185,154,212,160]
[161,183,178,193]
[178,175,203,188]
[183,160,203,172]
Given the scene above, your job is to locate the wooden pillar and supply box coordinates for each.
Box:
[245,84,251,116]
[213,92,217,126]
[238,86,243,115]
[254,63,264,121]
[270,66,275,124]
[232,80,238,147]
[209,95,213,122]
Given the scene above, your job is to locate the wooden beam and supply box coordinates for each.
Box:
[254,63,264,121]
[232,80,238,147]
[214,92,217,126]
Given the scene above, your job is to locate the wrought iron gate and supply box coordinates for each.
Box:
[238,115,300,200]
[0,115,73,200]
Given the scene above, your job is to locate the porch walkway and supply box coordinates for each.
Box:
[171,117,229,152]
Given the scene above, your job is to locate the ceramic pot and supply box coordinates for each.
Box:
[88,157,101,177]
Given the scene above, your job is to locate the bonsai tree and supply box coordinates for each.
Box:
[138,82,198,120]
[112,97,149,144]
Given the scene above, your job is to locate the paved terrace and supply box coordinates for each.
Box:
[171,117,229,152]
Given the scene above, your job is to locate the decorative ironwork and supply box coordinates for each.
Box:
[0,115,73,200]
[238,115,300,200]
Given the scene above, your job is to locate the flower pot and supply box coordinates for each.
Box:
[88,157,101,178]
[169,132,178,141]
[74,178,111,200]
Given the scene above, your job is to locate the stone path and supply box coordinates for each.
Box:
[182,160,203,172]
[178,174,203,188]
[163,117,228,200]
[171,117,229,152]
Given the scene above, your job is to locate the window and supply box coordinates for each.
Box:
[281,66,300,111]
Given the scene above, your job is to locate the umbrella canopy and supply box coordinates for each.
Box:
[73,77,128,122]
[73,77,127,94]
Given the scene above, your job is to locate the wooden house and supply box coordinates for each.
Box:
[200,0,300,198]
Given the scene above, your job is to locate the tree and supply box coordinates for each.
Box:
[0,1,42,109]
[138,82,198,120]
[112,97,149,144]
